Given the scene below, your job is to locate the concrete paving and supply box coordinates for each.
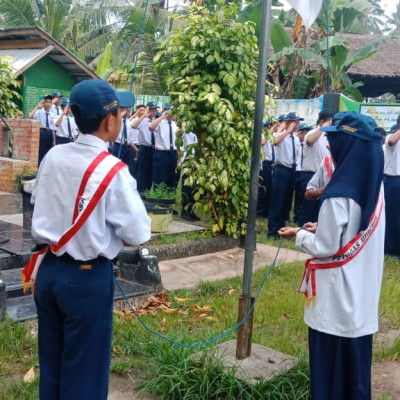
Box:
[159,243,309,291]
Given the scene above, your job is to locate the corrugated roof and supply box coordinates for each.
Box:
[0,47,53,74]
[0,26,98,81]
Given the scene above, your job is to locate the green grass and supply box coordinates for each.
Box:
[0,320,38,398]
[2,242,400,399]
[147,229,215,247]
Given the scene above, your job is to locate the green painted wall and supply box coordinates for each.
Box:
[22,57,76,116]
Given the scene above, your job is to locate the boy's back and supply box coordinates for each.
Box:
[29,79,151,400]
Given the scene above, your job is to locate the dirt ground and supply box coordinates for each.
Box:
[108,373,154,400]
[372,361,400,399]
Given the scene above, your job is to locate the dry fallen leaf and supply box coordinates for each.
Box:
[205,316,219,322]
[113,345,123,354]
[226,253,234,259]
[175,297,192,303]
[191,304,213,313]
[228,289,237,295]
[161,317,168,331]
[162,308,179,314]
[23,367,35,383]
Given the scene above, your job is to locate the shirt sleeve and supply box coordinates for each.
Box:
[306,168,324,191]
[295,198,361,258]
[105,169,151,245]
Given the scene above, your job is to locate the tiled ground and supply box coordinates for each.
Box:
[0,192,32,257]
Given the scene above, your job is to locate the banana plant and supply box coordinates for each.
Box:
[269,21,388,100]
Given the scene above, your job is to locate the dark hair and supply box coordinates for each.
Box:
[71,105,119,134]
[317,109,334,125]
[136,104,145,110]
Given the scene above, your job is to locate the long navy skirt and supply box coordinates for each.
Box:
[308,327,372,400]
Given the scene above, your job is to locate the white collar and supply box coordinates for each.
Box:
[75,134,109,151]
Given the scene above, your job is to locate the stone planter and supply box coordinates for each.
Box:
[21,179,35,229]
[145,204,173,233]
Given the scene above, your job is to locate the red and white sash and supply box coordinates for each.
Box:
[21,151,126,293]
[299,191,384,307]
[324,155,333,179]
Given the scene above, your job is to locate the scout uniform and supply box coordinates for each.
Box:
[267,112,302,236]
[26,80,151,400]
[293,123,312,224]
[301,110,332,224]
[306,154,334,194]
[136,101,159,193]
[50,91,63,116]
[257,121,276,218]
[31,94,57,165]
[152,103,179,188]
[112,112,136,177]
[54,99,78,144]
[295,112,384,399]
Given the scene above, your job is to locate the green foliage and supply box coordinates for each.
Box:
[268,18,388,100]
[0,319,38,398]
[144,183,177,200]
[96,42,112,78]
[0,56,22,118]
[148,229,215,246]
[142,345,310,399]
[155,2,260,237]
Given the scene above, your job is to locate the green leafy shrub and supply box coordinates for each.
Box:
[155,2,259,238]
[0,56,22,118]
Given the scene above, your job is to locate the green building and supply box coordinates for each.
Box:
[0,26,98,116]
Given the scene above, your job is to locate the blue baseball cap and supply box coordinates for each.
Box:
[60,98,70,106]
[390,124,398,133]
[285,112,304,121]
[163,102,172,110]
[277,114,287,122]
[52,91,63,98]
[70,80,134,116]
[117,91,136,108]
[320,111,382,142]
[298,123,312,131]
[146,101,159,109]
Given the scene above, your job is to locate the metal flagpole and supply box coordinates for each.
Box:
[236,0,273,360]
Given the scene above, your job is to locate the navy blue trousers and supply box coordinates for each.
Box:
[308,328,372,400]
[137,145,154,193]
[38,128,53,166]
[294,171,305,224]
[112,142,136,178]
[34,253,114,400]
[297,171,320,226]
[268,165,295,235]
[153,149,178,189]
[384,175,400,257]
[55,136,73,145]
[257,160,273,218]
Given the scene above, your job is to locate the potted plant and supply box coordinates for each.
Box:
[143,184,176,233]
[144,183,176,206]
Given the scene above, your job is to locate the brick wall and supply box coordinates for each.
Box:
[0,119,39,193]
